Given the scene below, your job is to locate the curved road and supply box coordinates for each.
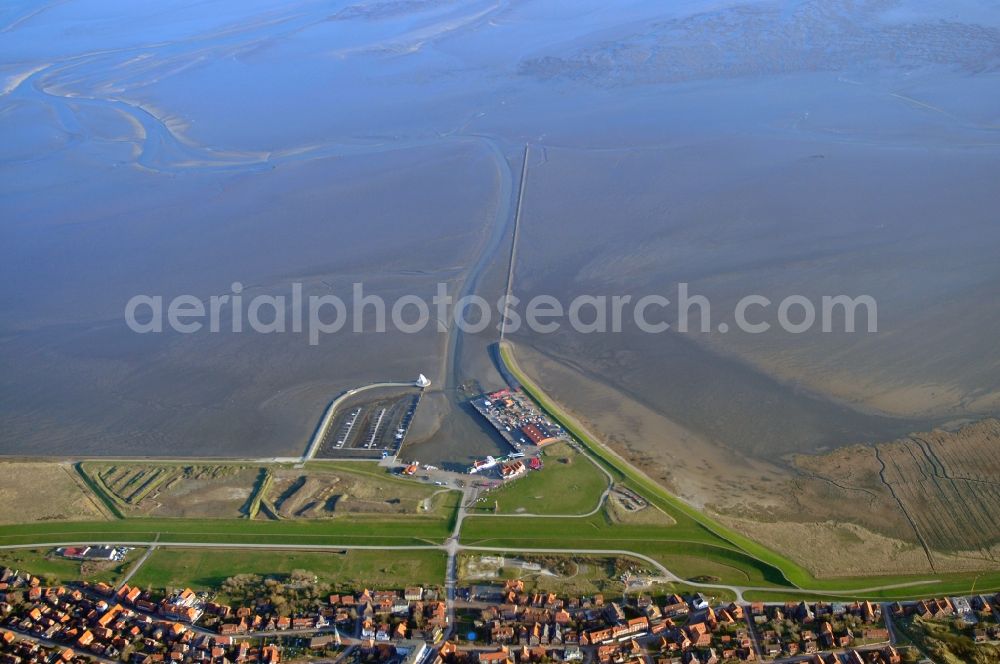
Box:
[471,442,615,519]
[0,537,940,606]
[2,21,955,616]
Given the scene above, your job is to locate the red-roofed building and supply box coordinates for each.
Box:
[520,424,558,446]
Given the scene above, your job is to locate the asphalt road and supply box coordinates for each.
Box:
[116,536,158,589]
[0,537,942,605]
[468,440,614,519]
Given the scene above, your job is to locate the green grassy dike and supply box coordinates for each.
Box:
[494,342,799,584]
[495,341,1000,598]
[0,343,997,602]
[0,513,453,547]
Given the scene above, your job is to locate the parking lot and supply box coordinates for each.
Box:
[315,393,421,459]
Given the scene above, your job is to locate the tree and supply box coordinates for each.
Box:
[271,594,289,617]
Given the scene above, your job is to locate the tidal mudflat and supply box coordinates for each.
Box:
[2,0,999,566]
